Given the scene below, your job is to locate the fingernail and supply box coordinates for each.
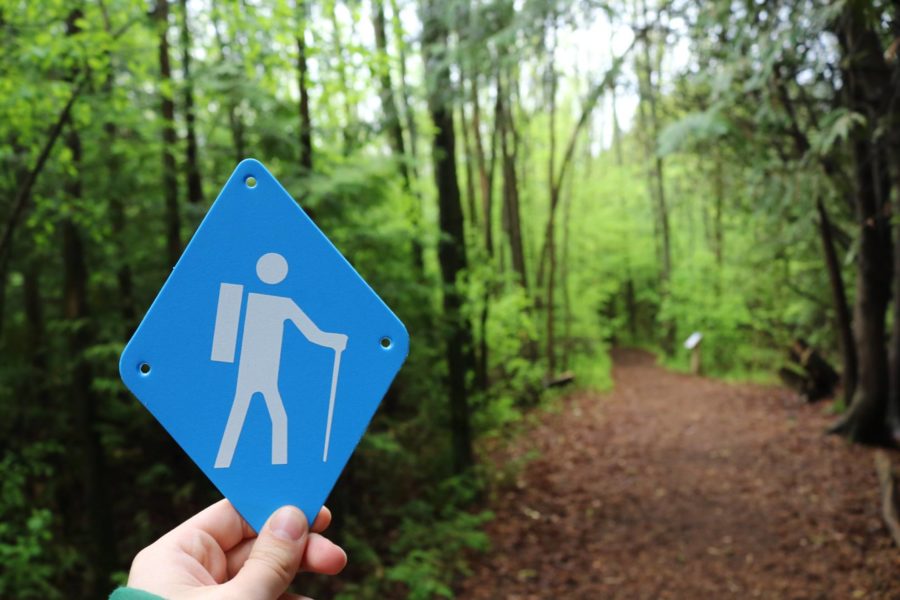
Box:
[269,506,307,541]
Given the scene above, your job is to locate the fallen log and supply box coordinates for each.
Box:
[874,450,900,549]
[544,371,576,389]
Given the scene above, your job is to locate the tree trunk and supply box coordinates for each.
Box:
[713,159,724,267]
[497,73,528,289]
[179,0,203,204]
[390,0,419,170]
[561,175,574,371]
[389,0,426,273]
[63,11,116,592]
[545,22,559,374]
[372,0,422,260]
[99,21,136,330]
[330,0,356,155]
[459,94,478,230]
[830,1,894,444]
[156,0,181,267]
[638,19,673,354]
[421,0,475,473]
[472,73,494,255]
[297,0,313,173]
[817,197,857,406]
[372,0,410,189]
[887,4,900,435]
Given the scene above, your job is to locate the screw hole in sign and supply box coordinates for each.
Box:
[380,337,392,350]
[245,175,257,189]
[139,362,152,376]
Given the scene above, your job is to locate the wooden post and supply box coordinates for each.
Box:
[684,332,703,375]
[690,344,702,375]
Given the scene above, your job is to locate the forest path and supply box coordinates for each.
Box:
[459,348,899,599]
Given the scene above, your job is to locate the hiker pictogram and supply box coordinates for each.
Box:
[211,252,348,468]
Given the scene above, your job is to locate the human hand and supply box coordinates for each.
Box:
[126,500,346,600]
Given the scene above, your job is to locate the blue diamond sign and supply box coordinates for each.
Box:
[120,159,409,531]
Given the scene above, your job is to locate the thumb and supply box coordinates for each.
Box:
[226,506,309,600]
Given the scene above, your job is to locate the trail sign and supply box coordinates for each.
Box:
[119,159,409,531]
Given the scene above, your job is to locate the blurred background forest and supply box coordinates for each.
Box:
[2,0,900,597]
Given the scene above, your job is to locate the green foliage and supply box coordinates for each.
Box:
[0,445,67,600]
[332,475,492,600]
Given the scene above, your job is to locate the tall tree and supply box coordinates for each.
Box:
[817,196,857,407]
[635,3,673,353]
[178,0,203,204]
[497,71,527,289]
[829,1,895,443]
[156,0,181,266]
[537,41,634,373]
[64,9,116,594]
[297,0,313,173]
[421,0,476,472]
[330,0,356,154]
[372,0,424,272]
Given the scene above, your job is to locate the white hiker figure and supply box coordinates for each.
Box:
[211,252,348,469]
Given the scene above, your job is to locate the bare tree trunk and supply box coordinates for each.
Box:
[372,0,424,274]
[886,6,900,434]
[97,9,137,330]
[637,14,673,353]
[64,12,116,592]
[497,73,528,289]
[459,93,478,230]
[817,197,857,406]
[179,0,203,204]
[156,0,181,267]
[545,20,559,373]
[830,2,894,444]
[421,0,475,472]
[456,76,486,386]
[373,0,409,187]
[713,159,724,267]
[330,0,356,154]
[472,72,497,392]
[297,0,313,173]
[390,0,419,169]
[471,73,494,255]
[561,174,574,370]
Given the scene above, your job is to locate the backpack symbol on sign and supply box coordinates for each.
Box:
[210,252,348,468]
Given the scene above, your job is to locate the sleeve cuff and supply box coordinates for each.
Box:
[108,587,165,600]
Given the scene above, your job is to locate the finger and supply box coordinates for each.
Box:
[311,506,332,533]
[163,499,254,553]
[227,533,347,577]
[225,506,309,600]
[301,533,347,575]
[226,537,255,579]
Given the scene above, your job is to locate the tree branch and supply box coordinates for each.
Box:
[0,76,87,261]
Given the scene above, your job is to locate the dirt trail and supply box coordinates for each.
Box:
[459,349,900,599]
